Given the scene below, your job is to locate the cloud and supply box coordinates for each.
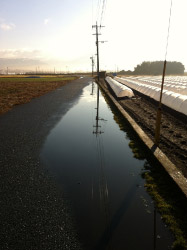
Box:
[44,18,50,25]
[0,49,48,70]
[0,49,42,59]
[0,22,15,31]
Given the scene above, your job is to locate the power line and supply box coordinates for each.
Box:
[165,0,173,60]
[99,0,107,27]
[96,0,102,24]
[93,0,107,28]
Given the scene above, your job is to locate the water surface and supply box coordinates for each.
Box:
[41,81,173,250]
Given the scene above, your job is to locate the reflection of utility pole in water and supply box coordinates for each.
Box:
[90,56,94,77]
[92,84,110,248]
[93,85,103,135]
[90,81,95,96]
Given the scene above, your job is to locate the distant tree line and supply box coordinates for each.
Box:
[118,61,185,75]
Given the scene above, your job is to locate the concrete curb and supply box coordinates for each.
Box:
[98,80,187,198]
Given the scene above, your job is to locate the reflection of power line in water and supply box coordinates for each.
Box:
[97,136,109,213]
[95,181,138,250]
[95,133,112,250]
[92,84,113,249]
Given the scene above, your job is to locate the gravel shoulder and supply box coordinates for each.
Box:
[103,79,187,178]
[0,77,90,250]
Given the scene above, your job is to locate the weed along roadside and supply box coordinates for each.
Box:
[98,79,187,249]
[0,76,77,115]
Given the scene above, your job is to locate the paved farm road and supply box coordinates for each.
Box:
[0,77,90,250]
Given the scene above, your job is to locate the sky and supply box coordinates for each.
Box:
[0,0,187,72]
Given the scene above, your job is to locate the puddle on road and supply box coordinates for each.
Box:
[41,81,173,250]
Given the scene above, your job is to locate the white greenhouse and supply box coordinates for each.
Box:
[105,77,134,98]
[115,76,187,116]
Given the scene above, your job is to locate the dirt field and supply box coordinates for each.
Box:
[103,79,187,178]
[0,76,77,115]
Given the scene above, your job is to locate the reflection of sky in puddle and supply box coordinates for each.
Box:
[40,82,172,250]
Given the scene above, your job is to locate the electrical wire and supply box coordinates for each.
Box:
[93,0,107,27]
[92,0,94,27]
[165,0,173,60]
[99,0,107,27]
[96,0,102,24]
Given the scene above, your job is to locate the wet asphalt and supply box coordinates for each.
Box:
[0,77,91,250]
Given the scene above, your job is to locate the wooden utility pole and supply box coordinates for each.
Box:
[155,0,173,146]
[154,60,167,145]
[92,22,101,82]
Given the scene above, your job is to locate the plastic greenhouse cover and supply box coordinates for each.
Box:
[115,76,187,116]
[105,77,134,98]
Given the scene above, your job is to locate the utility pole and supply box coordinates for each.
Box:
[90,56,94,77]
[92,22,101,82]
[154,60,167,145]
[92,23,107,82]
[154,0,172,146]
[92,22,101,134]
